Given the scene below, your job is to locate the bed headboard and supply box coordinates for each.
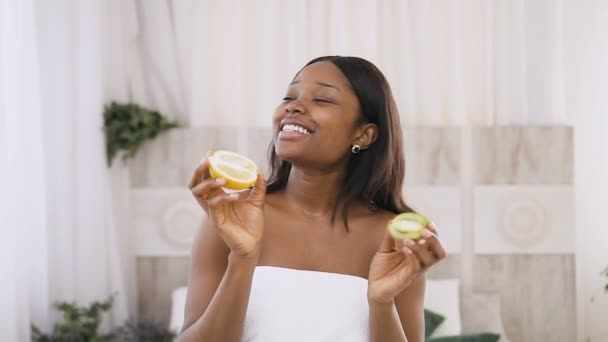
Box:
[129,126,575,341]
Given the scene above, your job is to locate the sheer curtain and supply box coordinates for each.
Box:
[0,0,128,339]
[0,1,49,339]
[119,0,569,128]
[565,0,608,340]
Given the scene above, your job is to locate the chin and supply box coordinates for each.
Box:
[274,140,313,163]
[274,144,302,162]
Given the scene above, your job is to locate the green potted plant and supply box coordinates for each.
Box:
[103,102,178,166]
[31,296,114,341]
[32,295,176,342]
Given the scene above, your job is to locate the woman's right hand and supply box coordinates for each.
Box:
[188,152,267,260]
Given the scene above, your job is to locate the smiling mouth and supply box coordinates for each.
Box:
[280,124,313,135]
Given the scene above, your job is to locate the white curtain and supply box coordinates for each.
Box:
[0,0,128,339]
[0,1,48,340]
[118,0,569,128]
[104,0,196,126]
[565,0,608,340]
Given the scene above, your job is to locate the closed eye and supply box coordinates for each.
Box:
[314,98,333,104]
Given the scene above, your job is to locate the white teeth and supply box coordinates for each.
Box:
[282,124,311,135]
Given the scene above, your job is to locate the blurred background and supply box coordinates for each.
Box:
[1,0,607,341]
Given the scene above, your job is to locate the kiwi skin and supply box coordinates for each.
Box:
[387,213,429,240]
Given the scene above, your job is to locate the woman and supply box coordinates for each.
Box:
[180,56,446,342]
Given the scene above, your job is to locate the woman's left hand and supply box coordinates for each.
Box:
[367,222,446,304]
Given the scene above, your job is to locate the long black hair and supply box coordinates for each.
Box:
[266,56,413,229]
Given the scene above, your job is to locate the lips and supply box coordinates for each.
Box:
[281,124,312,135]
[277,130,311,141]
[279,119,315,134]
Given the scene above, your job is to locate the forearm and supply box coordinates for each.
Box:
[180,254,257,342]
[368,300,408,342]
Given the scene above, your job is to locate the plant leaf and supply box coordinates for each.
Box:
[103,102,178,166]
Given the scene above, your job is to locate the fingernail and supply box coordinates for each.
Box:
[229,193,239,200]
[418,239,427,245]
[404,239,416,247]
[422,229,432,238]
[216,178,226,185]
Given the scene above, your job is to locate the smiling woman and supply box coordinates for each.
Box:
[181,56,447,342]
[267,57,414,227]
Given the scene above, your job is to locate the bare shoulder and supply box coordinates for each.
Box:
[371,209,399,225]
[353,206,399,248]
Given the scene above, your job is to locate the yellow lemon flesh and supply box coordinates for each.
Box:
[208,151,258,191]
[387,212,429,240]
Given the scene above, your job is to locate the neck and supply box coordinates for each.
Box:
[283,166,346,218]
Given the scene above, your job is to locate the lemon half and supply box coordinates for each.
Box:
[208,151,258,190]
[387,212,429,240]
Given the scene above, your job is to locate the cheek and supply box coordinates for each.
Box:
[272,105,285,127]
[315,118,357,150]
[317,110,358,138]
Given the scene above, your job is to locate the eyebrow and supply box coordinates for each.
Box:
[289,80,341,92]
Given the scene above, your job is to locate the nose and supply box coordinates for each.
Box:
[285,99,305,115]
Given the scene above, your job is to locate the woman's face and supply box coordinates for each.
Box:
[272,61,363,168]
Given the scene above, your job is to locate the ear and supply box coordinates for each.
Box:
[354,123,378,150]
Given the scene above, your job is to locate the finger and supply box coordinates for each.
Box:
[378,229,396,253]
[421,229,447,260]
[191,178,226,196]
[401,247,422,272]
[399,238,416,250]
[208,193,240,211]
[386,248,420,292]
[409,248,423,271]
[427,221,439,236]
[409,239,437,268]
[191,178,227,205]
[188,154,212,189]
[247,169,267,203]
[206,193,239,227]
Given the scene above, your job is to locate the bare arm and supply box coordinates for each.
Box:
[368,219,443,342]
[179,216,259,342]
[395,275,426,342]
[368,300,407,342]
[179,155,266,342]
[368,274,425,342]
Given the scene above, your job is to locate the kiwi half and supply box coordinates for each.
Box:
[387,212,429,240]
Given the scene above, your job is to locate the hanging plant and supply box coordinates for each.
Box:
[103,102,178,166]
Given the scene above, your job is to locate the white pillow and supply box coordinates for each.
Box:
[169,286,188,334]
[460,293,510,342]
[425,279,462,337]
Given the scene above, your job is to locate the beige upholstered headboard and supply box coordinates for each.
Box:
[131,126,575,341]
